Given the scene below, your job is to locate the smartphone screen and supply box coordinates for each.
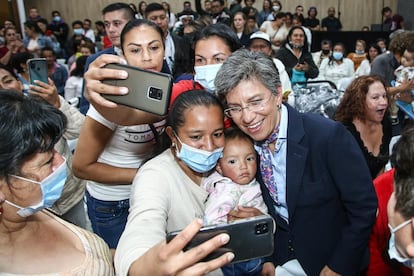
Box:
[27,58,48,85]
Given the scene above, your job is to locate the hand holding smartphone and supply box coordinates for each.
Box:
[102,63,173,116]
[166,215,274,264]
[27,58,48,85]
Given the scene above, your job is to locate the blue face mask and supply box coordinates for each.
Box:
[73,28,83,36]
[174,133,223,173]
[5,159,67,217]
[194,63,223,93]
[53,16,61,22]
[332,51,343,60]
[388,220,414,268]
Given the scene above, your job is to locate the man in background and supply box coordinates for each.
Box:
[321,7,342,32]
[80,2,134,114]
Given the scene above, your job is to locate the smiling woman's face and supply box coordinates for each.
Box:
[122,25,165,72]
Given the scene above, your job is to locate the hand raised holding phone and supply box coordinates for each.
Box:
[128,219,234,275]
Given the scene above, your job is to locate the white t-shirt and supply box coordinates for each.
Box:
[318,58,355,86]
[355,59,371,76]
[260,21,288,51]
[86,105,166,201]
[64,76,83,100]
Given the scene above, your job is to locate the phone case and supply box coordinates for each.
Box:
[102,63,173,116]
[27,58,48,85]
[166,215,274,263]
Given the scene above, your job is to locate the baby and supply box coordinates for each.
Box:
[393,48,414,120]
[202,128,268,276]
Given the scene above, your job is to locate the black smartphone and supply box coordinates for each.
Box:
[166,215,274,264]
[27,58,48,85]
[102,63,173,116]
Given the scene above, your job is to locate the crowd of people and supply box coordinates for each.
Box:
[1,1,414,276]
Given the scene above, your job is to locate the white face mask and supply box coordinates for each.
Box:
[272,5,280,12]
[388,220,414,268]
[194,63,223,93]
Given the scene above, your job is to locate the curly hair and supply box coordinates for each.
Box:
[335,75,388,123]
[389,31,414,56]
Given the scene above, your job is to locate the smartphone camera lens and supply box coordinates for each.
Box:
[255,223,269,235]
[148,87,163,100]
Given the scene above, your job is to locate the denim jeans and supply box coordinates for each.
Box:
[85,190,129,249]
[221,258,263,276]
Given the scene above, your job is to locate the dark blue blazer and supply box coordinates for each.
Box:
[259,104,377,275]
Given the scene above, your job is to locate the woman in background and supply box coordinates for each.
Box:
[260,11,287,52]
[356,43,381,76]
[335,75,392,179]
[318,42,354,86]
[303,6,320,31]
[0,27,25,66]
[347,39,367,71]
[231,11,251,48]
[136,1,147,19]
[162,1,176,30]
[23,20,53,57]
[65,55,88,103]
[257,0,271,27]
[275,26,318,84]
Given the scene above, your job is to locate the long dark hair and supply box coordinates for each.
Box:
[71,55,88,77]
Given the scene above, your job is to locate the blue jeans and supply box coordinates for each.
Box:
[221,258,263,276]
[85,191,129,249]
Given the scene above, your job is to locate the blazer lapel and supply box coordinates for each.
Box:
[285,105,308,219]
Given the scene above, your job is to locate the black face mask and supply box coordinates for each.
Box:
[322,49,330,55]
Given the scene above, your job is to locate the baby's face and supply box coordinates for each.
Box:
[217,138,257,185]
[402,50,414,68]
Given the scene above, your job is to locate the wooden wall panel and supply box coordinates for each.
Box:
[23,0,398,31]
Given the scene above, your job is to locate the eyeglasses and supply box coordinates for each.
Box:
[389,219,412,234]
[224,94,274,118]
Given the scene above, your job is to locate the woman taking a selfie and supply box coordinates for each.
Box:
[115,90,238,275]
[72,19,165,249]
